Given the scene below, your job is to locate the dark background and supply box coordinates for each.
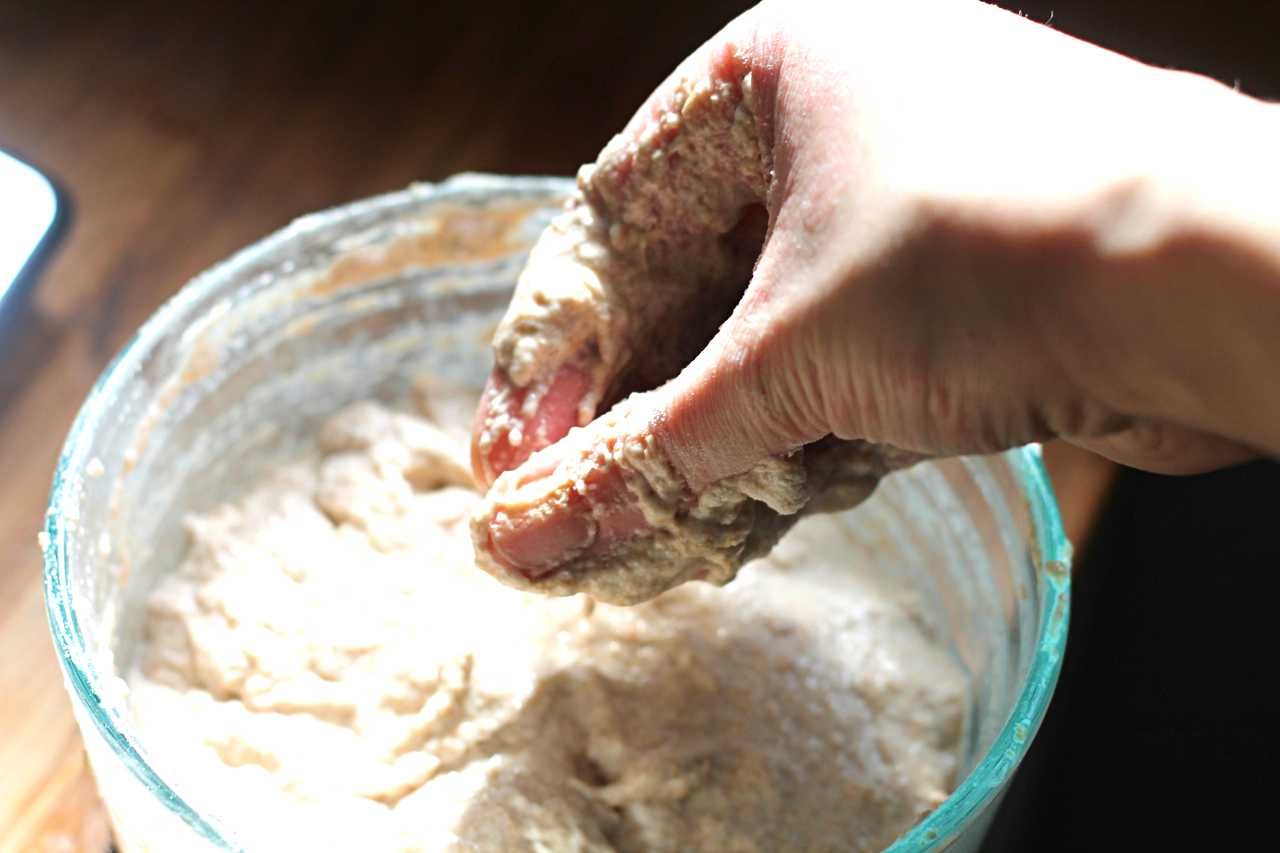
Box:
[0,1,1277,850]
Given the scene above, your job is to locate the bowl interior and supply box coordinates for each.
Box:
[44,174,1069,852]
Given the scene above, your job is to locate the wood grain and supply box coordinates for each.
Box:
[0,2,1118,850]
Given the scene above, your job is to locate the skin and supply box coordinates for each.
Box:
[471,0,1280,579]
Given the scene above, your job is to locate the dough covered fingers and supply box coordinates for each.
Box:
[472,392,924,605]
[471,46,772,489]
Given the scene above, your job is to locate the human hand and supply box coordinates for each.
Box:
[470,0,1280,599]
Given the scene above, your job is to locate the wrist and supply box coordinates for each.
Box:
[1057,90,1280,454]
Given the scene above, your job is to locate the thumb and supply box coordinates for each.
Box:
[649,299,928,505]
[470,314,922,605]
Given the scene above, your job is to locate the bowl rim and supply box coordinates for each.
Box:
[42,175,1070,852]
[886,445,1070,850]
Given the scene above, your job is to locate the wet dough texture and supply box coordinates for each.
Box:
[130,399,966,853]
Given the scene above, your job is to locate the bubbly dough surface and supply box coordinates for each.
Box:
[129,399,967,853]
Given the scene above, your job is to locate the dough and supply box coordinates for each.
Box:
[129,399,967,853]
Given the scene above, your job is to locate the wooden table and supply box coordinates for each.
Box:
[0,2,1132,849]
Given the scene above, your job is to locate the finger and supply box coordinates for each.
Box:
[472,389,806,604]
[472,23,776,485]
[481,448,646,581]
[471,371,923,606]
[473,396,674,604]
[1067,419,1260,475]
[471,362,592,487]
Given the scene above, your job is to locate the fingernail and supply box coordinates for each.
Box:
[516,442,573,488]
[528,363,593,446]
[489,499,595,579]
[473,363,595,487]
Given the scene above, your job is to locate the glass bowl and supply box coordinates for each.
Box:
[43,174,1070,853]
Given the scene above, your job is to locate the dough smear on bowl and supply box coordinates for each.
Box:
[129,395,967,853]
